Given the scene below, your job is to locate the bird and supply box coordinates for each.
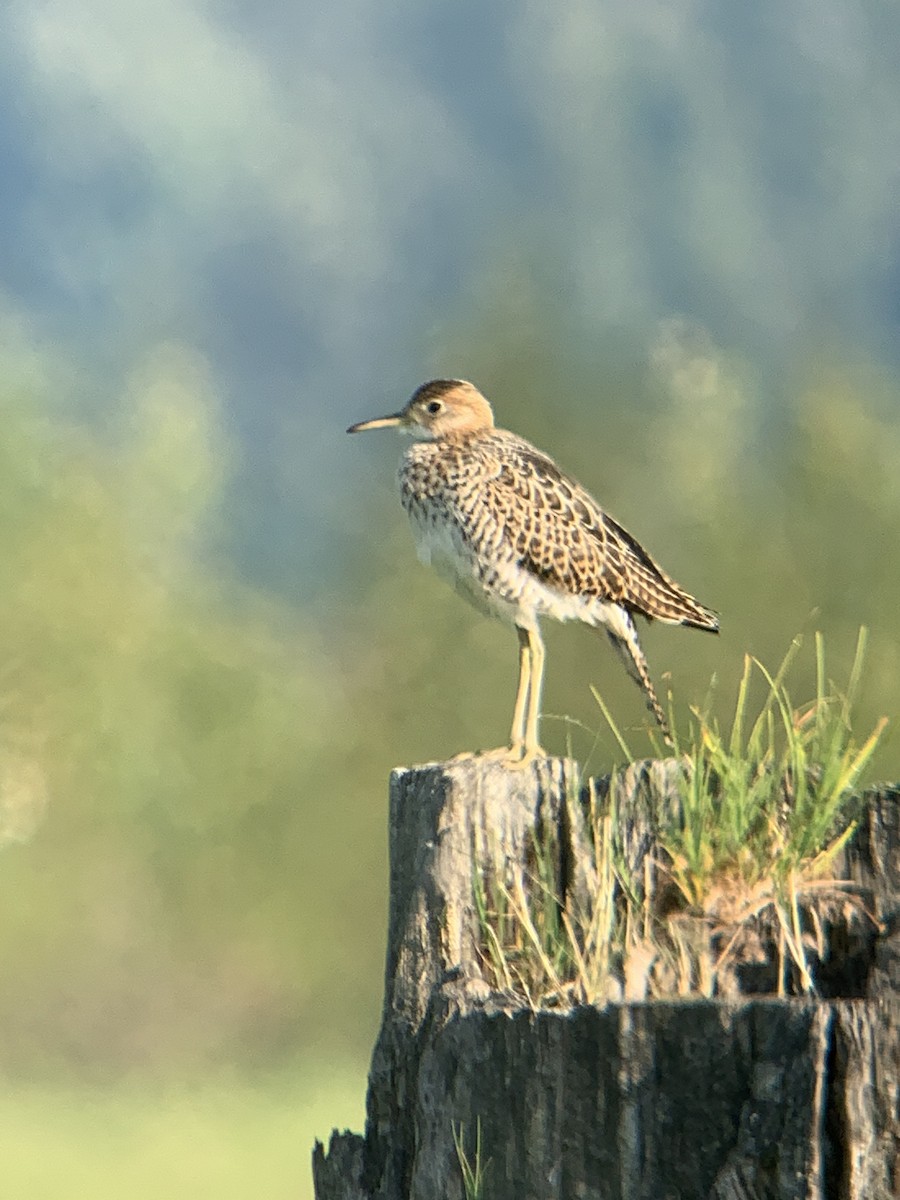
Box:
[348,379,718,766]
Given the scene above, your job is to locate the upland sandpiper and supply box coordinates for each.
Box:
[348,379,718,765]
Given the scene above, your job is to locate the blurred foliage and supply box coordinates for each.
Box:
[0,312,898,1099]
[0,1067,362,1200]
[0,343,385,1084]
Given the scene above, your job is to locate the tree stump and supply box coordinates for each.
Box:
[312,759,900,1200]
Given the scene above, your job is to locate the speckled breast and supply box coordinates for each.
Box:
[397,442,528,622]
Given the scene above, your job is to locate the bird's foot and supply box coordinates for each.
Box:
[448,749,479,763]
[501,744,548,770]
[448,743,548,769]
[448,746,510,764]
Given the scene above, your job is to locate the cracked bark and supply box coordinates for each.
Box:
[312,761,899,1200]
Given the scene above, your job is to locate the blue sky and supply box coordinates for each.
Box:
[2,0,899,584]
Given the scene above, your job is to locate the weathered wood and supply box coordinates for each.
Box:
[364,758,583,1199]
[313,760,900,1200]
[312,1131,367,1200]
[408,999,899,1200]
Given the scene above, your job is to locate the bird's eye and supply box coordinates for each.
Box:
[426,400,443,414]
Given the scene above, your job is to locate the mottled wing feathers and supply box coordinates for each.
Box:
[485,435,719,631]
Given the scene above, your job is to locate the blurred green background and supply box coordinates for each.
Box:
[1,2,899,1196]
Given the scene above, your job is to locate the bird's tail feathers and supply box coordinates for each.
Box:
[629,567,719,632]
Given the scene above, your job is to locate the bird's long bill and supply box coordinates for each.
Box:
[346,412,404,434]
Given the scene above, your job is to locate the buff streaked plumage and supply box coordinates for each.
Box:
[348,379,718,763]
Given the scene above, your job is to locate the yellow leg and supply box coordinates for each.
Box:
[475,625,531,763]
[508,624,532,753]
[456,624,548,768]
[522,625,546,760]
[491,624,547,767]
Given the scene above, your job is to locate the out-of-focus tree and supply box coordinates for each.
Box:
[0,346,382,1080]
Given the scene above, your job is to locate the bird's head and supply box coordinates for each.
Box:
[347,379,495,440]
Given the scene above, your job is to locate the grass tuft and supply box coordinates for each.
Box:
[453,1118,490,1200]
[474,630,886,1003]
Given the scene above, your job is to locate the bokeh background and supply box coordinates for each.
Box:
[1,2,899,1195]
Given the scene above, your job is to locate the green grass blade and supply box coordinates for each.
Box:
[591,687,633,761]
